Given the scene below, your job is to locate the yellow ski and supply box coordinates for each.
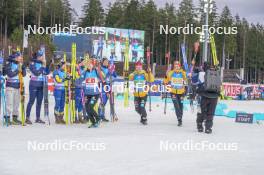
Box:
[210,35,219,66]
[70,43,77,123]
[123,37,129,107]
[17,47,25,126]
[64,52,69,124]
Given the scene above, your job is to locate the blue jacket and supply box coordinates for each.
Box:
[4,58,26,89]
[101,65,117,84]
[191,73,199,85]
[29,58,49,87]
[53,68,67,90]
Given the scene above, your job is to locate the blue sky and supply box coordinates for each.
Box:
[69,0,264,25]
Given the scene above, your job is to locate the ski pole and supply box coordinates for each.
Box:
[164,51,171,115]
[164,91,167,115]
[146,47,152,112]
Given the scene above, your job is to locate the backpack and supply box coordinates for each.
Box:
[204,69,222,93]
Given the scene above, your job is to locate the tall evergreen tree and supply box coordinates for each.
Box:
[81,0,104,26]
[218,6,237,69]
[177,0,197,61]
[105,0,124,27]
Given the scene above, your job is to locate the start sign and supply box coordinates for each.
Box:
[235,113,253,124]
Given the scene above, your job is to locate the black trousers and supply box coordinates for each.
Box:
[85,95,99,124]
[171,93,183,121]
[134,96,147,121]
[197,96,218,129]
[189,85,197,106]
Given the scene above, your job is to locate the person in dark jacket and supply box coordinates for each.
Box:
[4,50,26,125]
[196,62,220,134]
[25,50,49,124]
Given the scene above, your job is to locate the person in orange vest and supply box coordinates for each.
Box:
[164,60,187,126]
[129,61,154,125]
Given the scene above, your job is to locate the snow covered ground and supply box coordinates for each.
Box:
[0,76,264,175]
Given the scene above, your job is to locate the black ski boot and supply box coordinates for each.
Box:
[12,115,22,125]
[197,122,204,132]
[197,125,204,132]
[35,118,45,124]
[196,113,204,132]
[88,123,98,128]
[4,116,12,125]
[25,118,32,125]
[140,120,148,125]
[102,118,109,122]
[205,128,212,134]
[88,120,100,128]
[113,116,118,122]
[177,119,182,127]
[140,117,148,125]
[59,115,66,124]
[78,113,85,124]
[54,113,60,124]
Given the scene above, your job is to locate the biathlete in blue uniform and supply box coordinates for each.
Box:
[26,50,49,124]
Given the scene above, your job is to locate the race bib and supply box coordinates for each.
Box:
[86,78,96,84]
[85,78,97,88]
[171,77,183,86]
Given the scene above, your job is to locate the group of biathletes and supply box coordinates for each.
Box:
[2,48,220,134]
